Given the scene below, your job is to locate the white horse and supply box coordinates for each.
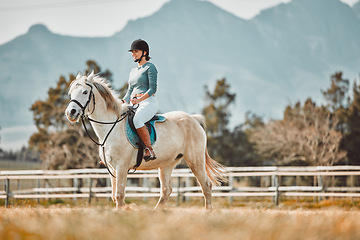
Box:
[65,71,226,209]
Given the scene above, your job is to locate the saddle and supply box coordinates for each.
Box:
[126,109,166,170]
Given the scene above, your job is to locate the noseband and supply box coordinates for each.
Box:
[69,83,95,116]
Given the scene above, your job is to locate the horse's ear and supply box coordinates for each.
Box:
[76,72,82,79]
[87,70,95,83]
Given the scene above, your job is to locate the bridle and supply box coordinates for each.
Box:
[69,82,133,177]
[69,83,96,116]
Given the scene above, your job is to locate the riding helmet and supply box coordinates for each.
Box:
[128,39,149,54]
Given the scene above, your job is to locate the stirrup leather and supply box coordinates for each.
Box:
[144,147,157,161]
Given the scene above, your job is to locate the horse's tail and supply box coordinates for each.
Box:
[191,114,207,131]
[205,148,228,186]
[191,114,228,186]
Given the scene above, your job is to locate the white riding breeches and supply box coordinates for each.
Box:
[133,96,159,129]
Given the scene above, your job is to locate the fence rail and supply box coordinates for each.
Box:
[2,166,360,207]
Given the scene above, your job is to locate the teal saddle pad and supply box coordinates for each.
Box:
[125,115,166,148]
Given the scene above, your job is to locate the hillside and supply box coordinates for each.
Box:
[0,0,359,149]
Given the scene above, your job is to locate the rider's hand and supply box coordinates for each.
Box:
[130,98,139,105]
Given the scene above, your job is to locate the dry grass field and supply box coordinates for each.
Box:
[0,160,41,170]
[1,204,360,240]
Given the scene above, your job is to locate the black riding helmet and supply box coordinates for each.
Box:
[128,39,150,63]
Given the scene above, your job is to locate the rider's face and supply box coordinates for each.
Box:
[131,50,146,61]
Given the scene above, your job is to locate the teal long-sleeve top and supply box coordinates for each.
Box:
[123,62,158,103]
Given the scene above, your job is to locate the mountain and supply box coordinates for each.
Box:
[112,0,262,112]
[250,0,360,105]
[0,24,114,126]
[354,1,360,17]
[0,0,360,149]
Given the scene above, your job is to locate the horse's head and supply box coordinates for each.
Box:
[65,70,95,123]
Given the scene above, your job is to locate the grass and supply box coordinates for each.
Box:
[1,203,360,240]
[3,196,360,210]
[0,160,42,170]
[1,161,360,239]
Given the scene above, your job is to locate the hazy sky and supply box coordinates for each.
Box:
[0,0,358,45]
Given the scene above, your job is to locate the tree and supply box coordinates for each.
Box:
[322,72,349,134]
[202,78,260,166]
[342,77,360,165]
[322,72,349,111]
[29,61,122,169]
[249,98,346,166]
[203,78,235,137]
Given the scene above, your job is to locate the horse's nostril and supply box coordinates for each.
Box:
[70,109,77,115]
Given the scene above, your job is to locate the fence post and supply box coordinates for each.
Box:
[318,175,323,202]
[228,175,234,204]
[45,180,50,201]
[5,178,10,208]
[73,178,78,204]
[331,175,335,201]
[88,178,93,204]
[37,179,41,204]
[176,176,181,206]
[350,175,354,203]
[272,172,279,206]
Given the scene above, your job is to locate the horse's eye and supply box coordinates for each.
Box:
[83,90,88,95]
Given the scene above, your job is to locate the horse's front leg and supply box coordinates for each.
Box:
[115,165,128,209]
[100,147,118,202]
[110,176,116,203]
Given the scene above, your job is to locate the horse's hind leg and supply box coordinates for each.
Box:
[186,157,213,209]
[155,165,174,209]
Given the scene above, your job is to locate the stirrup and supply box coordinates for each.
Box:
[144,147,156,162]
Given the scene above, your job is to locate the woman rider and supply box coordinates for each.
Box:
[122,39,159,161]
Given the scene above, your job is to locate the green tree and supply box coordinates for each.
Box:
[29,61,122,169]
[342,77,360,165]
[203,78,235,137]
[322,72,349,133]
[203,79,260,166]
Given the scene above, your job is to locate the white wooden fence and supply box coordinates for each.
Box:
[1,166,360,207]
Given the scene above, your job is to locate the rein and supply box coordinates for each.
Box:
[70,83,135,178]
[80,112,129,178]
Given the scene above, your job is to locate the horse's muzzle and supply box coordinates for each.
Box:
[65,106,80,123]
